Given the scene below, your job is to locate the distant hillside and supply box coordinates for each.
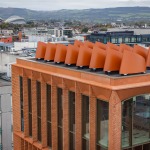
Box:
[0,7,150,23]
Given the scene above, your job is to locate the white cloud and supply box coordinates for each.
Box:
[0,0,150,10]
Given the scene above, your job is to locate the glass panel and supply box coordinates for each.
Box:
[69,91,75,132]
[28,79,32,113]
[38,117,41,141]
[133,145,142,150]
[97,99,109,148]
[82,138,89,150]
[37,81,41,117]
[132,95,150,145]
[122,99,133,148]
[47,84,51,122]
[47,122,52,147]
[36,81,41,141]
[57,88,63,127]
[21,109,24,131]
[58,127,63,150]
[28,79,32,136]
[96,144,107,150]
[29,113,32,136]
[143,143,150,150]
[82,95,89,139]
[122,94,150,148]
[20,76,24,132]
[47,84,52,147]
[69,133,75,150]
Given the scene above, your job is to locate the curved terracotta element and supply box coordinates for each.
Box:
[89,47,106,69]
[54,44,67,63]
[104,48,122,72]
[65,45,79,65]
[119,44,133,52]
[74,40,84,47]
[134,45,148,60]
[84,41,94,49]
[35,41,47,59]
[120,50,146,75]
[107,42,119,51]
[44,43,57,61]
[76,46,92,67]
[146,48,150,67]
[95,42,106,50]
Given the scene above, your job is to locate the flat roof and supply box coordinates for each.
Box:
[0,78,11,87]
[26,58,150,79]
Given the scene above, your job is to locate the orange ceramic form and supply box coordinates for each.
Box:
[65,45,79,65]
[44,43,57,61]
[89,47,106,69]
[134,45,148,60]
[35,41,47,59]
[120,50,146,75]
[54,44,67,63]
[104,48,122,72]
[107,42,119,51]
[119,44,133,52]
[84,41,95,49]
[76,46,92,67]
[74,40,84,47]
[95,41,106,50]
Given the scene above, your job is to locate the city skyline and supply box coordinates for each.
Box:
[0,0,150,11]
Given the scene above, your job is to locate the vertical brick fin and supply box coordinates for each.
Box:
[23,76,29,137]
[13,133,22,150]
[62,80,69,150]
[41,82,47,147]
[89,86,96,150]
[51,84,58,150]
[12,66,21,132]
[108,91,121,150]
[32,79,38,141]
[75,82,82,150]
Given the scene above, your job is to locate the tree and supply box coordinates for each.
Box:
[81,27,88,33]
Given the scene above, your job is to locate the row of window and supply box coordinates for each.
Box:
[19,77,109,150]
[87,35,150,44]
[19,77,150,149]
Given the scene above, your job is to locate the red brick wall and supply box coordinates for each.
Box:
[12,64,150,150]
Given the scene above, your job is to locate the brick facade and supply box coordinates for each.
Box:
[12,58,150,150]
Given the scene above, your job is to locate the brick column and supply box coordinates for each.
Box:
[89,94,96,150]
[75,83,82,150]
[13,134,22,150]
[23,76,29,137]
[108,91,122,150]
[32,80,38,141]
[63,82,69,150]
[41,82,47,147]
[51,83,58,150]
[12,67,21,132]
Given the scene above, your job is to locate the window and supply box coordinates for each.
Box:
[122,95,150,149]
[20,76,24,132]
[28,79,32,137]
[97,99,109,150]
[57,88,63,150]
[47,84,52,148]
[37,81,41,142]
[82,95,89,150]
[69,91,75,150]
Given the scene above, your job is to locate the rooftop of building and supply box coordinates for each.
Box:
[0,78,11,87]
[13,40,150,91]
[14,57,150,91]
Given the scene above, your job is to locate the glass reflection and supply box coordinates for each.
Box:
[122,95,150,149]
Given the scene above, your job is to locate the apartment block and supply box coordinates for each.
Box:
[12,41,150,150]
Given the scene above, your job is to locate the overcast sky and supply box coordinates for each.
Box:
[0,0,150,10]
